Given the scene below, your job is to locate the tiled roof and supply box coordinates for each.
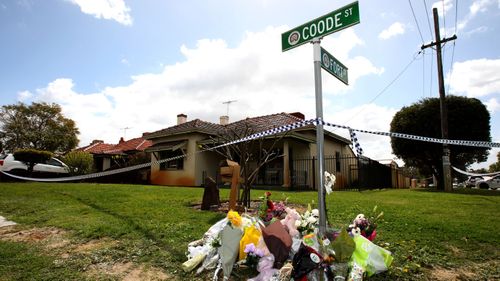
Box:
[77,137,152,155]
[145,119,224,139]
[78,141,116,154]
[145,112,349,144]
[226,112,306,134]
[105,137,153,154]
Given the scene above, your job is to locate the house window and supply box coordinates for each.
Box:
[159,150,184,170]
[335,151,341,172]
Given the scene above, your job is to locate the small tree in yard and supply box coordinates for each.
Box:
[203,122,286,208]
[13,149,53,175]
[64,151,94,175]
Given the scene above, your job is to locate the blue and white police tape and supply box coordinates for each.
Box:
[2,117,498,182]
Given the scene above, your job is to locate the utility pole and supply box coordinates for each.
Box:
[421,7,457,192]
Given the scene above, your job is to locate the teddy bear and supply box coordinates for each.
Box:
[248,254,279,281]
[280,207,301,237]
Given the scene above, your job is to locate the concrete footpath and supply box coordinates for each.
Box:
[0,216,16,227]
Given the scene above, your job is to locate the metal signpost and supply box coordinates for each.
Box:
[281,1,359,236]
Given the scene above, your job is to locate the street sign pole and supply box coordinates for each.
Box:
[313,38,327,236]
[281,1,360,238]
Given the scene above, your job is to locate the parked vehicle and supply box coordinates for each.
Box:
[465,176,484,188]
[475,175,500,190]
[0,153,69,177]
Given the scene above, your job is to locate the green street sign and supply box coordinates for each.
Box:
[281,1,360,52]
[320,47,348,85]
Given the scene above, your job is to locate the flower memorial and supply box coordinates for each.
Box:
[244,243,265,270]
[347,206,384,241]
[183,192,393,280]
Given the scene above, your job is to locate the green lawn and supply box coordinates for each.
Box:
[0,182,498,280]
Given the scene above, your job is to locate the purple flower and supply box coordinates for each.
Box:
[244,243,256,254]
[254,248,265,257]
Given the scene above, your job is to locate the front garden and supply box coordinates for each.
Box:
[0,182,498,280]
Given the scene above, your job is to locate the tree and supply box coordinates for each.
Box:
[489,152,500,172]
[0,102,79,154]
[390,96,491,190]
[13,149,53,175]
[203,121,286,208]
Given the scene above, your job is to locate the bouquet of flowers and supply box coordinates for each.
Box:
[296,204,319,235]
[347,206,384,241]
[243,243,265,270]
[257,192,275,224]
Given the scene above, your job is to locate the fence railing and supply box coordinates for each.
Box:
[253,155,411,190]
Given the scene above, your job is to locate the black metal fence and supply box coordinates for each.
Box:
[253,155,410,190]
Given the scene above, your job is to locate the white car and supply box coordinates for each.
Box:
[0,153,69,177]
[475,175,500,190]
[465,176,484,188]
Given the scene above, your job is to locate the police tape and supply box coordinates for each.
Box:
[1,117,498,182]
[321,119,500,148]
[452,166,500,177]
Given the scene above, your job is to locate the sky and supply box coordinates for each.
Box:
[0,0,499,170]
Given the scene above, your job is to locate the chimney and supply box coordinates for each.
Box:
[91,140,104,145]
[220,115,229,125]
[177,113,187,125]
[289,112,305,120]
[119,137,125,144]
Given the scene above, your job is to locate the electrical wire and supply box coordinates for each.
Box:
[342,51,423,125]
[429,48,434,96]
[422,49,426,98]
[446,41,456,95]
[423,0,434,38]
[409,0,425,44]
[442,0,447,37]
[446,0,458,95]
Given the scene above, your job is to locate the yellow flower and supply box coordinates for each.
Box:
[227,210,242,227]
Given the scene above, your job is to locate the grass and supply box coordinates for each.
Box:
[0,182,498,280]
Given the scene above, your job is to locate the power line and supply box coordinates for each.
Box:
[442,0,447,37]
[422,49,426,98]
[446,0,458,95]
[446,41,456,95]
[409,0,425,43]
[429,49,434,96]
[342,51,422,124]
[423,0,434,38]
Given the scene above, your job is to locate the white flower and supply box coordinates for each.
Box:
[351,227,361,236]
[355,214,365,220]
[307,216,318,224]
[295,219,302,228]
[311,209,319,218]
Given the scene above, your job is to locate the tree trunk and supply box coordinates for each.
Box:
[28,163,35,177]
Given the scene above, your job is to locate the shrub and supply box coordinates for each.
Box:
[64,151,94,175]
[13,149,53,173]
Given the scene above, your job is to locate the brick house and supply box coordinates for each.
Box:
[144,112,355,188]
[78,137,152,172]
